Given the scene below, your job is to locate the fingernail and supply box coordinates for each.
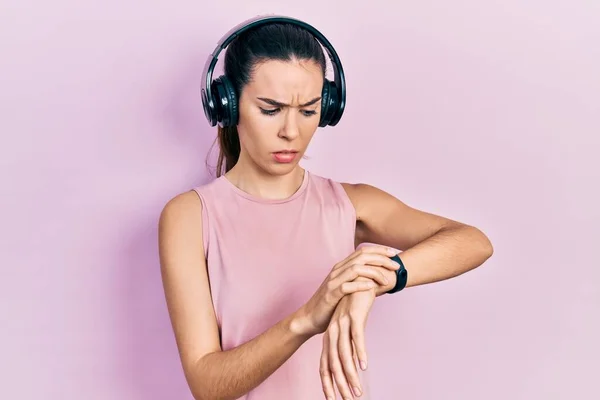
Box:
[387,247,396,255]
[360,360,367,370]
[353,386,362,396]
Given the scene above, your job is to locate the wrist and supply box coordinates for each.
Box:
[289,306,318,339]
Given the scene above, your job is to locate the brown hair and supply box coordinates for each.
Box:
[215,125,241,176]
[207,22,327,177]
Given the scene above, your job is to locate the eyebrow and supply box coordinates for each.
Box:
[257,96,321,107]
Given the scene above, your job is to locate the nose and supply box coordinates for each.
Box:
[278,109,300,140]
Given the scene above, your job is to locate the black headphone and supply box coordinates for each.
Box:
[200,14,346,128]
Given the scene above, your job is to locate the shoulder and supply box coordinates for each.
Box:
[158,177,227,261]
[158,175,227,236]
[305,171,382,214]
[306,172,359,209]
[339,182,388,221]
[159,177,222,222]
[307,172,391,222]
[158,189,210,268]
[158,190,204,240]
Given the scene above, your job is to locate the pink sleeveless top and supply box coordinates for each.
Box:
[192,169,366,399]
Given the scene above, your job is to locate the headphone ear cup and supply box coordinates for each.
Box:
[212,75,239,127]
[319,79,338,127]
[202,85,218,127]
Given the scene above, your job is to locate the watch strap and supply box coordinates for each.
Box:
[387,254,408,294]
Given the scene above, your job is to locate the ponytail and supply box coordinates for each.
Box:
[215,125,240,177]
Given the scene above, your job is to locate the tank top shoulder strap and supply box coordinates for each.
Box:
[305,172,358,232]
[190,178,223,259]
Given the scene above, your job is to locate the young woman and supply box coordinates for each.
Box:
[158,16,493,400]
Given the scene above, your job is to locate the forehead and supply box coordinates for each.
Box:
[246,59,323,98]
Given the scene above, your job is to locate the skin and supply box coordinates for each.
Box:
[321,183,494,399]
[158,58,494,400]
[224,57,323,196]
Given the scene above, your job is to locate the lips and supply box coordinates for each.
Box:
[272,150,298,163]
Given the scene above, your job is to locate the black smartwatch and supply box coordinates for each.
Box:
[387,254,408,294]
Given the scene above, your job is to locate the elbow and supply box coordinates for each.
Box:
[476,227,494,262]
[452,224,494,263]
[189,381,207,400]
[459,224,494,266]
[186,359,212,400]
[193,389,233,400]
[191,388,206,400]
[187,355,232,400]
[486,241,494,259]
[191,385,215,400]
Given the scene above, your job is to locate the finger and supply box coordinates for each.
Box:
[330,262,388,284]
[357,244,398,257]
[334,254,401,278]
[351,323,368,371]
[344,247,397,268]
[320,334,337,400]
[352,341,360,369]
[356,253,402,271]
[339,320,363,398]
[328,327,354,400]
[333,264,389,286]
[337,280,377,298]
[333,245,397,270]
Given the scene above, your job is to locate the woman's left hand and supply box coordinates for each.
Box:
[319,287,376,399]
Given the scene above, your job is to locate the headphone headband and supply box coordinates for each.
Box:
[201,14,346,127]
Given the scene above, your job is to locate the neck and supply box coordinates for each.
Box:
[224,153,306,201]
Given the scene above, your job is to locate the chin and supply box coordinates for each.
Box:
[263,160,300,176]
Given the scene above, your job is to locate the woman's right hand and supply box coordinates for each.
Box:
[294,245,401,337]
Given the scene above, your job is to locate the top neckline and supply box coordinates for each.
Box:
[219,169,310,204]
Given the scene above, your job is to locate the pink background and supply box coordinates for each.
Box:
[2,1,599,399]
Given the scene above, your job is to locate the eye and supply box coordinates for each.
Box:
[259,107,318,117]
[260,107,280,116]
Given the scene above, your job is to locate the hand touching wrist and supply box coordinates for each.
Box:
[353,266,397,296]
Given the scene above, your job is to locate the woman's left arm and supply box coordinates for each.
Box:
[344,182,494,292]
[319,182,494,400]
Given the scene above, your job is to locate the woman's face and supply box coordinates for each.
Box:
[236,58,324,176]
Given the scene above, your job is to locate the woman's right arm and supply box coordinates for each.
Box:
[158,191,315,400]
[159,192,399,400]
